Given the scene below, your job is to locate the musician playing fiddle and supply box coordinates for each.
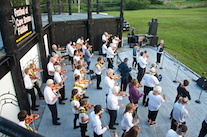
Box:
[66,41,76,71]
[95,57,106,89]
[84,45,94,70]
[52,44,64,57]
[29,63,44,100]
[53,54,65,67]
[79,99,95,137]
[17,110,38,133]
[102,32,112,43]
[156,40,164,65]
[73,50,83,66]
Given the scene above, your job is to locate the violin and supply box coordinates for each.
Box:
[77,51,83,56]
[60,69,68,75]
[110,75,118,79]
[25,114,40,124]
[79,80,93,84]
[99,114,102,118]
[51,84,62,90]
[100,61,106,65]
[33,68,42,72]
[135,84,142,88]
[29,74,38,80]
[76,43,82,49]
[54,61,61,66]
[85,103,95,111]
[118,91,127,96]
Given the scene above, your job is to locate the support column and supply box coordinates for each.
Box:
[0,1,30,113]
[68,0,72,15]
[32,0,48,82]
[58,0,62,14]
[87,0,94,46]
[96,0,99,14]
[119,0,124,48]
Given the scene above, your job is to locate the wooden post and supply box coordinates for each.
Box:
[68,0,72,15]
[96,0,99,14]
[87,0,93,46]
[58,0,62,14]
[119,0,124,48]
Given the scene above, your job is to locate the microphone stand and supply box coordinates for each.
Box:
[173,55,180,83]
[159,52,165,69]
[195,72,207,104]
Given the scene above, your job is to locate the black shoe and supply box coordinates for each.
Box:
[114,123,119,125]
[32,108,38,111]
[62,98,68,100]
[74,126,80,129]
[109,127,116,130]
[57,118,60,120]
[59,102,65,105]
[83,96,89,98]
[35,105,40,107]
[144,104,148,107]
[53,122,61,125]
[97,87,102,90]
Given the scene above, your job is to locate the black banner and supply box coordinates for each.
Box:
[12,5,33,44]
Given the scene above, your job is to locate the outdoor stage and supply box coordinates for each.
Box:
[36,39,207,137]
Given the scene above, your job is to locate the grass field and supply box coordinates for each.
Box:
[168,0,207,5]
[106,7,207,76]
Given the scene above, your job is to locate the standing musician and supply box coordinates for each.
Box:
[95,57,106,90]
[102,40,108,60]
[166,124,188,137]
[123,126,140,137]
[84,45,94,70]
[66,41,76,71]
[79,99,95,137]
[112,36,121,48]
[198,111,207,137]
[132,43,140,68]
[107,86,129,129]
[44,79,61,125]
[102,32,111,43]
[106,43,117,69]
[156,39,164,65]
[29,63,44,99]
[54,66,68,105]
[74,65,84,80]
[73,50,83,66]
[52,44,64,57]
[142,67,159,107]
[89,105,109,137]
[137,52,149,84]
[47,57,56,79]
[17,110,38,133]
[53,54,65,67]
[23,68,39,111]
[76,37,84,45]
[121,103,139,137]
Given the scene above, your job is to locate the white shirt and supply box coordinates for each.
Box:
[143,74,159,87]
[112,39,118,48]
[76,38,84,44]
[66,43,71,55]
[82,45,87,55]
[90,111,107,135]
[102,44,107,54]
[23,75,33,89]
[47,61,55,76]
[104,76,115,95]
[148,91,165,111]
[44,86,58,105]
[106,47,114,58]
[107,92,122,110]
[68,44,75,57]
[71,100,80,114]
[166,129,181,137]
[138,56,147,68]
[102,34,107,42]
[73,56,80,65]
[74,69,82,80]
[121,112,134,131]
[73,83,87,95]
[54,72,62,84]
[95,63,102,75]
[173,102,189,123]
[79,106,89,124]
[18,121,33,131]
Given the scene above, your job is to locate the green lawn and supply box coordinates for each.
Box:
[106,8,207,76]
[168,0,207,5]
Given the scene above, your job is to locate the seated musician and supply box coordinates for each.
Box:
[52,44,64,56]
[17,110,38,133]
[73,74,89,98]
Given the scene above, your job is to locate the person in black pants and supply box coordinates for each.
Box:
[106,43,117,69]
[132,43,140,68]
[95,57,106,89]
[137,52,148,84]
[198,112,207,137]
[156,40,164,65]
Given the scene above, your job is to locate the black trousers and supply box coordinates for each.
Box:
[143,86,153,105]
[48,75,54,80]
[121,77,128,92]
[59,86,65,103]
[148,109,159,121]
[108,109,117,128]
[121,130,126,137]
[34,82,44,97]
[107,58,113,69]
[94,132,102,137]
[48,103,58,124]
[137,66,145,83]
[80,123,88,137]
[26,88,36,108]
[198,120,207,137]
[96,74,101,88]
[171,118,186,131]
[157,53,162,63]
[74,114,79,128]
[132,57,138,68]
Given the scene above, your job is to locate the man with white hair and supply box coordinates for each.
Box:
[166,124,188,137]
[47,57,56,79]
[143,67,159,107]
[148,86,166,126]
[171,97,189,131]
[107,86,128,129]
[54,66,67,105]
[106,43,117,69]
[44,79,61,125]
[52,44,64,56]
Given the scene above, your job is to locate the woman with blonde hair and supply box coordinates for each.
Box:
[121,103,139,137]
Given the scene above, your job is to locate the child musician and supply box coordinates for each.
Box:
[79,99,95,137]
[95,57,106,89]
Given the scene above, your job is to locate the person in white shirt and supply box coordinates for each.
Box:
[121,103,139,137]
[166,124,188,137]
[23,68,39,111]
[95,57,106,89]
[102,40,108,58]
[148,86,166,126]
[104,69,120,112]
[70,89,81,129]
[107,86,129,129]
[17,110,38,133]
[74,65,83,80]
[198,111,207,137]
[89,105,109,137]
[143,67,159,107]
[106,43,117,69]
[137,52,149,83]
[54,66,67,105]
[47,57,56,79]
[171,97,189,131]
[156,40,164,65]
[66,41,76,70]
[112,36,121,48]
[82,43,87,55]
[44,79,61,125]
[73,50,83,66]
[76,37,84,44]
[102,32,111,43]
[73,74,89,98]
[79,99,95,137]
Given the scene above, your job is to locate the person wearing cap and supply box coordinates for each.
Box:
[156,39,164,65]
[119,58,132,91]
[171,97,189,131]
[166,124,188,137]
[198,111,207,137]
[106,43,117,69]
[137,52,149,84]
[148,86,166,126]
[142,67,159,107]
[44,79,61,125]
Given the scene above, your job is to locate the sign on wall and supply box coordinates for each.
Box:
[12,5,33,44]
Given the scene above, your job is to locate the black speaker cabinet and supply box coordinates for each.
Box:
[150,36,158,46]
[128,36,135,43]
[149,22,158,36]
[197,77,207,90]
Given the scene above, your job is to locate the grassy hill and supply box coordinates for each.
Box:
[106,7,207,76]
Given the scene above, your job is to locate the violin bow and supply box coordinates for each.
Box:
[102,116,112,137]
